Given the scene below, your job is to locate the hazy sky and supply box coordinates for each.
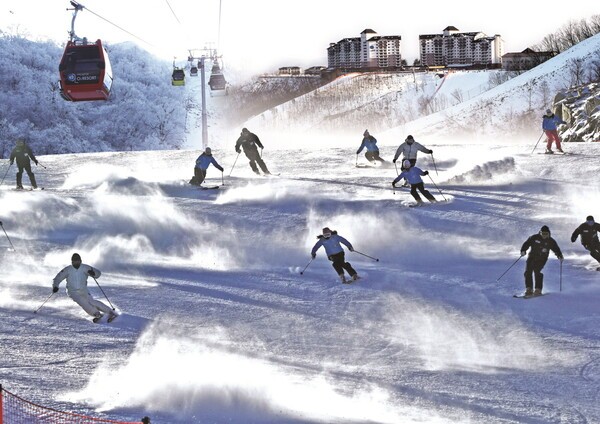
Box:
[1,0,598,74]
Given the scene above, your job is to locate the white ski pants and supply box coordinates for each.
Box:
[68,289,112,317]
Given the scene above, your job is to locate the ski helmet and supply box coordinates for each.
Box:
[205,147,212,155]
[363,129,369,136]
[406,135,414,143]
[322,227,332,238]
[545,109,552,114]
[242,128,249,134]
[403,159,411,169]
[587,215,594,224]
[540,225,551,238]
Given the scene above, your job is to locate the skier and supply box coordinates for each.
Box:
[52,253,117,323]
[311,227,359,283]
[190,147,224,186]
[542,108,566,154]
[520,225,563,296]
[392,160,436,206]
[571,215,600,271]
[9,138,38,189]
[392,135,432,168]
[235,128,271,175]
[356,130,385,163]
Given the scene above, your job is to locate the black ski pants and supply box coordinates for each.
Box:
[583,241,600,264]
[16,160,37,188]
[190,168,207,186]
[365,151,385,163]
[410,183,436,203]
[328,251,357,277]
[244,149,270,174]
[524,256,547,290]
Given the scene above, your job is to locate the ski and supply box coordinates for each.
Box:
[200,186,220,190]
[513,293,547,299]
[107,313,119,323]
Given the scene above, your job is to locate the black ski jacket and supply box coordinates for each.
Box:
[521,234,562,261]
[571,222,600,248]
[10,143,37,166]
[235,132,263,154]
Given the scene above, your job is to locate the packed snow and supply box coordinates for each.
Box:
[1,137,599,423]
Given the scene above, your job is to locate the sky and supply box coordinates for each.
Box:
[1,0,598,75]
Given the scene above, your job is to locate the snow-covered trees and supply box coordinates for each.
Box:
[0,35,187,158]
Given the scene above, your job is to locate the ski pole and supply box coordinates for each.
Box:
[0,162,12,186]
[559,259,563,292]
[0,221,16,251]
[34,292,55,314]
[531,131,545,154]
[355,154,358,167]
[92,276,115,310]
[394,161,399,176]
[352,250,379,262]
[299,257,314,275]
[427,174,447,202]
[229,152,240,177]
[221,171,225,186]
[35,160,47,169]
[496,255,523,282]
[430,153,438,176]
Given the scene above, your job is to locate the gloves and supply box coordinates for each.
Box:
[87,269,95,277]
[311,253,316,259]
[34,160,39,165]
[52,286,59,293]
[392,182,396,188]
[235,148,241,154]
[392,158,397,163]
[571,236,576,243]
[423,170,429,175]
[428,150,433,154]
[9,160,13,166]
[558,256,564,262]
[356,151,360,155]
[520,251,526,257]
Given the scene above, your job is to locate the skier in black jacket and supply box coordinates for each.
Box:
[234,128,271,175]
[520,225,563,296]
[571,215,600,270]
[9,138,38,189]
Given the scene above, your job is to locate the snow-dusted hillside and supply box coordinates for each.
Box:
[1,138,599,423]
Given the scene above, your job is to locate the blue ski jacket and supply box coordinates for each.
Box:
[356,136,379,154]
[195,153,224,171]
[311,232,353,257]
[542,114,566,131]
[393,166,427,185]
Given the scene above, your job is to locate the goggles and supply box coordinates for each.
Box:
[323,233,332,239]
[587,220,595,225]
[540,231,550,238]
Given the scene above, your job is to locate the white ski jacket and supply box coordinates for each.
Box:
[53,264,101,293]
[393,141,430,161]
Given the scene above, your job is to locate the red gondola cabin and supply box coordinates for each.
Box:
[59,39,113,101]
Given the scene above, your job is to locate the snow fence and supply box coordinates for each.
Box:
[0,385,146,424]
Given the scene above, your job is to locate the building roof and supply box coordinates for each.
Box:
[443,26,460,31]
[361,29,377,34]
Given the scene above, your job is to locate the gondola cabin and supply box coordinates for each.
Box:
[208,72,227,91]
[190,66,198,76]
[58,39,113,101]
[172,68,185,86]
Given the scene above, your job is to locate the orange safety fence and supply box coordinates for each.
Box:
[0,384,147,424]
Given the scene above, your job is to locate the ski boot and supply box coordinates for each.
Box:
[533,289,542,296]
[545,149,554,154]
[351,274,361,282]
[107,312,118,323]
[524,288,534,297]
[339,274,349,284]
[92,313,103,323]
[16,185,24,190]
[556,148,564,153]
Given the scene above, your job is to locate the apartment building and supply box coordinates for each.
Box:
[419,26,504,67]
[328,29,402,70]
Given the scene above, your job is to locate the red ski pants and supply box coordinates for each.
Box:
[545,130,562,150]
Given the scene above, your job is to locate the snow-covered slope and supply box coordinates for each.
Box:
[1,139,599,423]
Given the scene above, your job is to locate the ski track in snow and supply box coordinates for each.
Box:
[1,141,600,423]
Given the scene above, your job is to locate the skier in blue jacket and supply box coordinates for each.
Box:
[392,160,436,206]
[356,130,385,163]
[542,109,566,154]
[190,147,224,186]
[311,227,359,283]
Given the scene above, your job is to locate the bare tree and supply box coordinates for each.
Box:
[567,58,586,86]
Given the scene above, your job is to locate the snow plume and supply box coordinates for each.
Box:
[64,322,456,424]
[382,293,578,373]
[444,157,516,185]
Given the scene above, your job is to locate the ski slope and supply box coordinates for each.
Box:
[1,139,599,423]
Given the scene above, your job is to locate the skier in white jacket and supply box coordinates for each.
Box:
[52,253,116,323]
[392,135,432,168]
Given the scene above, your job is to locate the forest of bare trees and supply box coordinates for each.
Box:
[535,15,600,54]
